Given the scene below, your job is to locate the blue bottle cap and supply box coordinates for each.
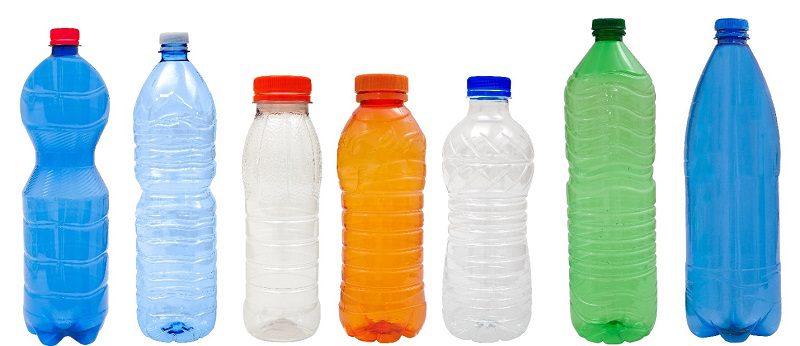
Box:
[467,76,511,98]
[715,18,748,31]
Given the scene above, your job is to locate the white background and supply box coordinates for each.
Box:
[0,0,797,345]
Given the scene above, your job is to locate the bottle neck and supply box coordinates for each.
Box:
[51,45,78,56]
[256,102,309,116]
[716,30,749,45]
[467,98,510,118]
[160,43,189,61]
[358,99,406,107]
[593,29,624,42]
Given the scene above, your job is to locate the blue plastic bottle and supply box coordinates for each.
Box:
[685,18,780,343]
[134,32,217,342]
[21,28,109,346]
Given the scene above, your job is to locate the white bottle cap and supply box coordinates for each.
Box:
[159,32,189,45]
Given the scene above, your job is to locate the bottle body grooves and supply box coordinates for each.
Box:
[338,107,427,343]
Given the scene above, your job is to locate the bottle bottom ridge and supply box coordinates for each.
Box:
[244,301,320,341]
[138,312,215,343]
[340,306,426,343]
[573,319,652,344]
[443,313,530,343]
[24,286,107,345]
[686,265,781,343]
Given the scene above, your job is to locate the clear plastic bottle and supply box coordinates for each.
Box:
[242,76,321,341]
[442,76,533,342]
[134,32,217,342]
[22,27,110,346]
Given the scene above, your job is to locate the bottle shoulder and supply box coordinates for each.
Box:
[566,42,655,101]
[696,44,768,91]
[443,115,533,162]
[570,41,650,80]
[690,44,774,121]
[339,106,424,149]
[134,61,215,125]
[21,54,109,127]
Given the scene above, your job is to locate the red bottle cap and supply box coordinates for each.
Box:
[253,76,312,102]
[50,28,80,46]
[355,74,409,102]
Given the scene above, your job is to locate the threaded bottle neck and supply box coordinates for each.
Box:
[716,29,748,44]
[160,43,188,61]
[52,45,78,56]
[256,102,309,116]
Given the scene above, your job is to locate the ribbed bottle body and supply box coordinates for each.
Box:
[134,59,217,342]
[442,100,533,342]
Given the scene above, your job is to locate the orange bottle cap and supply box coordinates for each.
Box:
[253,75,311,102]
[355,74,408,102]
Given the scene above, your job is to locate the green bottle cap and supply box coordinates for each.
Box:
[592,18,626,41]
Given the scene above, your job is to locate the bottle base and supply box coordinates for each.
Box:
[444,315,530,343]
[688,316,780,343]
[340,303,426,343]
[25,308,106,346]
[345,320,419,343]
[243,302,320,341]
[246,318,316,342]
[139,319,214,343]
[686,301,780,343]
[575,320,652,344]
[27,323,103,346]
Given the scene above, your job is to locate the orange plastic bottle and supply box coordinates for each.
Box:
[338,74,427,342]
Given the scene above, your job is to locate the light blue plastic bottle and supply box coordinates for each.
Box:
[685,18,780,343]
[21,28,109,346]
[134,32,217,343]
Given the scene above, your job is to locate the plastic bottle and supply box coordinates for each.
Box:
[685,18,780,343]
[242,76,321,341]
[338,74,427,342]
[564,18,657,343]
[133,32,217,342]
[21,28,110,346]
[442,76,533,342]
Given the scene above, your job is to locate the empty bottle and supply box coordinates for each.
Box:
[21,28,110,346]
[134,32,217,342]
[685,18,780,343]
[338,74,427,342]
[242,76,321,341]
[442,76,534,342]
[564,18,657,344]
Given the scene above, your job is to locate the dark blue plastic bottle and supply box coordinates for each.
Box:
[685,18,780,343]
[21,28,109,345]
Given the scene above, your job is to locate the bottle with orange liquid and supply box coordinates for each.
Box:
[338,74,427,342]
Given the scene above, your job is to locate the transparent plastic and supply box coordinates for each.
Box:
[685,25,780,343]
[338,98,427,343]
[564,36,657,343]
[21,44,110,346]
[134,44,217,342]
[242,102,321,341]
[442,98,533,342]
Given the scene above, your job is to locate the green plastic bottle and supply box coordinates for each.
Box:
[564,18,657,344]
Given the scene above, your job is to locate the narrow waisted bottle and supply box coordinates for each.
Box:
[243,76,321,341]
[442,76,533,342]
[338,74,427,343]
[134,32,217,342]
[565,18,657,344]
[685,18,780,343]
[22,28,110,346]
